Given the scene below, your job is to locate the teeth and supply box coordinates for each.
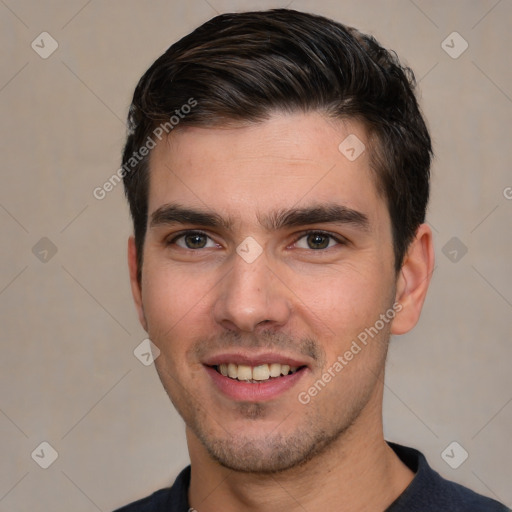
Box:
[216,363,301,381]
[237,364,252,381]
[227,363,237,379]
[252,364,270,381]
[269,363,281,377]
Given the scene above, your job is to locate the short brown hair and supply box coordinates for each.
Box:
[122,9,432,281]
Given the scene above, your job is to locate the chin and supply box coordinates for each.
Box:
[196,423,347,474]
[207,439,311,473]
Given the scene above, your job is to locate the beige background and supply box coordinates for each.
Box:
[1,0,511,510]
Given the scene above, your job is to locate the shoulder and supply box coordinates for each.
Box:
[434,479,510,511]
[113,488,172,512]
[388,443,510,512]
[112,466,191,512]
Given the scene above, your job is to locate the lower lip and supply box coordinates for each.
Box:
[205,366,308,402]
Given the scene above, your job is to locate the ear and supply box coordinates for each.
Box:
[391,223,435,335]
[128,236,148,332]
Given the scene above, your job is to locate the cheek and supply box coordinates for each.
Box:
[290,260,393,346]
[141,261,213,342]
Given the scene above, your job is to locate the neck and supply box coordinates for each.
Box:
[187,380,414,512]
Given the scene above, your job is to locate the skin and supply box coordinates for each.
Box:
[128,112,435,511]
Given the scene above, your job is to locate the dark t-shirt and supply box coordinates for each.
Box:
[114,443,510,511]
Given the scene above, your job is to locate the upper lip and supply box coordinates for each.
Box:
[203,352,310,369]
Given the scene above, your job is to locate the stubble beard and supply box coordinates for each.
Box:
[154,326,390,475]
[166,372,382,475]
[193,408,356,474]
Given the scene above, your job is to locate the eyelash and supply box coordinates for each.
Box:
[167,230,216,248]
[294,230,347,250]
[166,230,347,250]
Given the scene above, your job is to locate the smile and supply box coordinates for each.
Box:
[214,363,303,382]
[203,352,310,401]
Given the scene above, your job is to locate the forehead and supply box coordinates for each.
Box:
[146,112,387,228]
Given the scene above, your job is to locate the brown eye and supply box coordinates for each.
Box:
[170,231,216,249]
[184,233,207,249]
[306,233,330,249]
[294,231,342,250]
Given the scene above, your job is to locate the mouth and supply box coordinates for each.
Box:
[203,354,310,402]
[213,362,305,382]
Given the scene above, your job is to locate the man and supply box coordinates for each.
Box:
[115,9,509,512]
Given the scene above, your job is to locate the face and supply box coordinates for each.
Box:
[130,112,405,473]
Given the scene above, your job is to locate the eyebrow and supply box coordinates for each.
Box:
[150,204,233,230]
[150,203,370,232]
[261,204,370,232]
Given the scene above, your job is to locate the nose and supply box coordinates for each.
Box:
[213,251,292,333]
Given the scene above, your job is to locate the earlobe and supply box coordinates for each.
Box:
[128,236,148,332]
[391,224,435,335]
